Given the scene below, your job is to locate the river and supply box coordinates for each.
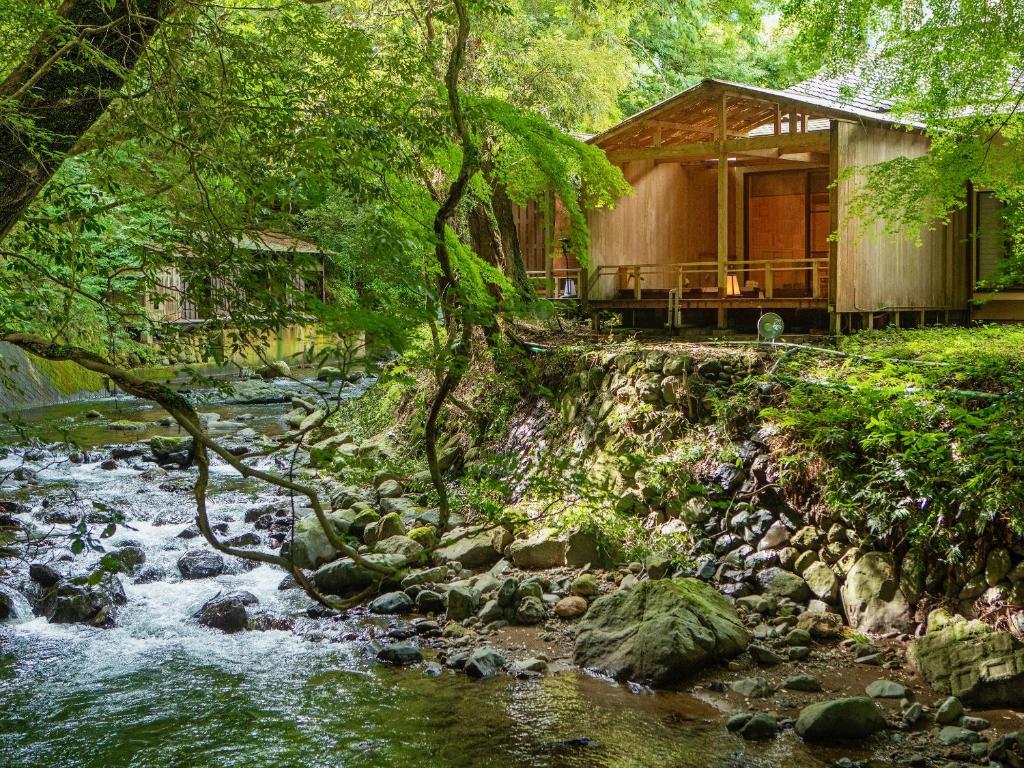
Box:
[0,382,832,768]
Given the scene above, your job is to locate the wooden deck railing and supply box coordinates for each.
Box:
[527,268,584,299]
[585,257,829,301]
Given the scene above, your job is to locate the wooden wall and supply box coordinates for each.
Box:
[835,123,967,312]
[512,198,548,272]
[586,161,736,299]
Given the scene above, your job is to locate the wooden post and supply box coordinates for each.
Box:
[580,266,589,311]
[894,311,901,328]
[765,262,773,299]
[828,121,839,332]
[774,105,782,136]
[812,261,820,298]
[717,92,729,329]
[633,264,641,300]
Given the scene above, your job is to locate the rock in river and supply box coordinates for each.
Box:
[573,578,749,686]
[794,697,886,741]
[368,591,414,615]
[38,574,127,627]
[177,550,226,579]
[465,647,506,679]
[376,643,424,667]
[310,553,405,596]
[194,591,259,633]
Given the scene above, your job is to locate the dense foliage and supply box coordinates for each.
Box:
[766,327,1024,559]
[785,0,1024,287]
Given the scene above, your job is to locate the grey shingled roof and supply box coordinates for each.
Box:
[783,70,896,116]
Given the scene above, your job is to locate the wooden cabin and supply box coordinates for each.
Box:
[519,73,1020,331]
[146,231,325,323]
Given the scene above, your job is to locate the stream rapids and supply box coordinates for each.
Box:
[0,380,830,768]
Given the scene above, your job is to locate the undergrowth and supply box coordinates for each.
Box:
[764,325,1024,559]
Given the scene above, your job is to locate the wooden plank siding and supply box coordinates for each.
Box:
[835,123,965,313]
[512,198,548,273]
[585,161,738,300]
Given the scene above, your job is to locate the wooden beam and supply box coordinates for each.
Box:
[606,132,830,163]
[774,105,782,135]
[828,120,839,324]
[717,93,729,329]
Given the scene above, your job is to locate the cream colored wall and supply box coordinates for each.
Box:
[835,123,965,312]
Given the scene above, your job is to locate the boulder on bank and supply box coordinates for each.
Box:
[841,552,912,633]
[434,526,509,569]
[906,610,1024,707]
[194,590,259,632]
[506,528,566,570]
[374,535,424,559]
[287,512,353,570]
[755,567,810,602]
[573,577,749,686]
[310,553,405,596]
[794,697,886,741]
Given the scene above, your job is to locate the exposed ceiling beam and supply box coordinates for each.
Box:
[607,132,831,163]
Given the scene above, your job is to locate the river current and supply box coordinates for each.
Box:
[0,384,829,768]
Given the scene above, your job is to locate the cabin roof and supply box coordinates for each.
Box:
[590,73,921,152]
[234,231,321,254]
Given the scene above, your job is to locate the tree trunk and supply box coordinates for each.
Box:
[0,0,172,241]
[491,182,535,300]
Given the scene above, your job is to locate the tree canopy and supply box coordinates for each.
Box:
[785,0,1024,285]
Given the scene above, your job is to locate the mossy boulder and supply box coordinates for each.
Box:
[407,526,437,549]
[289,512,354,570]
[906,610,1024,707]
[507,528,566,569]
[310,553,405,596]
[794,697,886,741]
[364,512,404,547]
[149,435,192,459]
[308,435,357,468]
[841,552,912,633]
[573,577,749,686]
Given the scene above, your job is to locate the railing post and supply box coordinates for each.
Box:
[812,261,820,298]
[676,266,683,299]
[765,263,773,299]
[633,265,641,300]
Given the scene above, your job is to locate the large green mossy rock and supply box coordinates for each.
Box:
[906,610,1024,707]
[289,512,354,570]
[310,553,406,596]
[573,578,749,686]
[794,697,886,741]
[841,552,912,633]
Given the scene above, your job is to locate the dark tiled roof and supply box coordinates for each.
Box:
[783,71,895,116]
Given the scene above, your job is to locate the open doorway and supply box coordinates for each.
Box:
[744,169,829,297]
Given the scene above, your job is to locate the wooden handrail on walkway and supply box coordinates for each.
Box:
[585,257,829,301]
